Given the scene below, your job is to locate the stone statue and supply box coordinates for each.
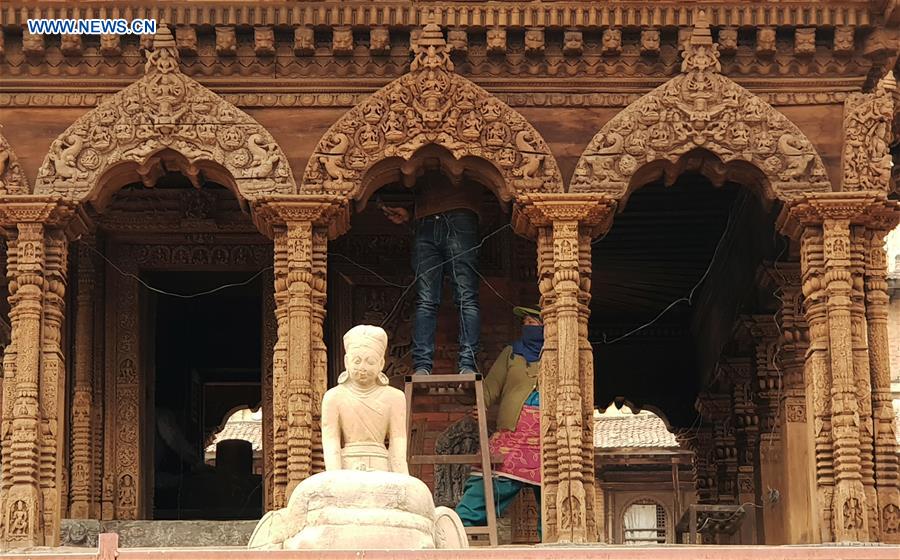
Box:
[248,325,467,550]
[321,325,408,473]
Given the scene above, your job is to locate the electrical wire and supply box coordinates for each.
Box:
[79,240,271,299]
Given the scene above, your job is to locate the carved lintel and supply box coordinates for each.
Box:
[0,197,77,231]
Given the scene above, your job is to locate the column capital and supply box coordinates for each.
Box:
[777,192,900,238]
[251,194,350,239]
[0,195,79,232]
[512,193,616,238]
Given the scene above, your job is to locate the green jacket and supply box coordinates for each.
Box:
[483,345,540,431]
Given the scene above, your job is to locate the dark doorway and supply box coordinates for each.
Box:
[148,271,263,520]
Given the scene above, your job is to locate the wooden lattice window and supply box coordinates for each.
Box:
[623,499,667,544]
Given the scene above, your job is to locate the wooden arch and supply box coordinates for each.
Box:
[33,25,296,205]
[300,21,564,203]
[571,12,831,202]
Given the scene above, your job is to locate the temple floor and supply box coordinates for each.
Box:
[1,545,899,560]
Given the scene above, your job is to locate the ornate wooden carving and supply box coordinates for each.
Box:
[33,25,296,202]
[69,238,97,518]
[842,75,895,193]
[301,20,564,201]
[782,193,900,543]
[572,12,831,201]
[513,193,615,543]
[0,199,74,548]
[0,132,29,196]
[252,196,349,503]
[864,219,900,544]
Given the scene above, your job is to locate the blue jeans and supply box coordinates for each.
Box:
[411,209,480,373]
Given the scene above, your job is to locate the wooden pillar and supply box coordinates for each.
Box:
[69,237,97,519]
[253,196,348,506]
[864,210,900,544]
[513,193,614,544]
[0,199,76,548]
[756,263,817,544]
[780,192,900,543]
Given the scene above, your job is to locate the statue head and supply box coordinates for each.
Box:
[339,325,389,388]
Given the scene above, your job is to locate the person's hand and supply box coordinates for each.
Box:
[382,206,410,225]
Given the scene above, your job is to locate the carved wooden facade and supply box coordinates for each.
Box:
[1,0,900,549]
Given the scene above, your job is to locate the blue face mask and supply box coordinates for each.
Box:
[512,324,544,363]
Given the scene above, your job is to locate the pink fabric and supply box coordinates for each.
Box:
[488,404,541,484]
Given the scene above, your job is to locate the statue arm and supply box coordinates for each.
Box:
[321,391,342,471]
[388,391,409,475]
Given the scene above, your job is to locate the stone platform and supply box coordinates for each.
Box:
[2,543,899,560]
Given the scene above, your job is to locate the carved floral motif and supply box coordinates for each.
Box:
[301,21,563,197]
[35,25,295,200]
[571,12,830,200]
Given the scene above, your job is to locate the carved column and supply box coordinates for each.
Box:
[513,193,615,544]
[746,313,785,543]
[69,237,97,518]
[863,206,900,544]
[0,199,75,549]
[780,193,898,542]
[759,263,817,543]
[261,269,276,511]
[253,195,348,507]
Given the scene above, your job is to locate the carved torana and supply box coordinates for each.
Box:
[572,12,831,201]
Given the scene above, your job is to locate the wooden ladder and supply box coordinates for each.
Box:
[404,372,499,547]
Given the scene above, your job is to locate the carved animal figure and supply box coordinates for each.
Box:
[247,133,279,176]
[318,133,350,182]
[53,134,84,179]
[515,130,544,179]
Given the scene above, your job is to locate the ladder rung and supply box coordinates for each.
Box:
[409,453,504,465]
[405,373,482,383]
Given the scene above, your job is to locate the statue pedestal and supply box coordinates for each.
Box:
[249,470,467,550]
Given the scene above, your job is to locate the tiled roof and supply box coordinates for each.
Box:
[593,406,680,449]
[205,421,262,453]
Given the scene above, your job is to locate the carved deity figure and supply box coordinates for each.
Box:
[9,501,29,536]
[321,325,408,474]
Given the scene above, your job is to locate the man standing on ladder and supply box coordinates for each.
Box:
[381,169,484,376]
